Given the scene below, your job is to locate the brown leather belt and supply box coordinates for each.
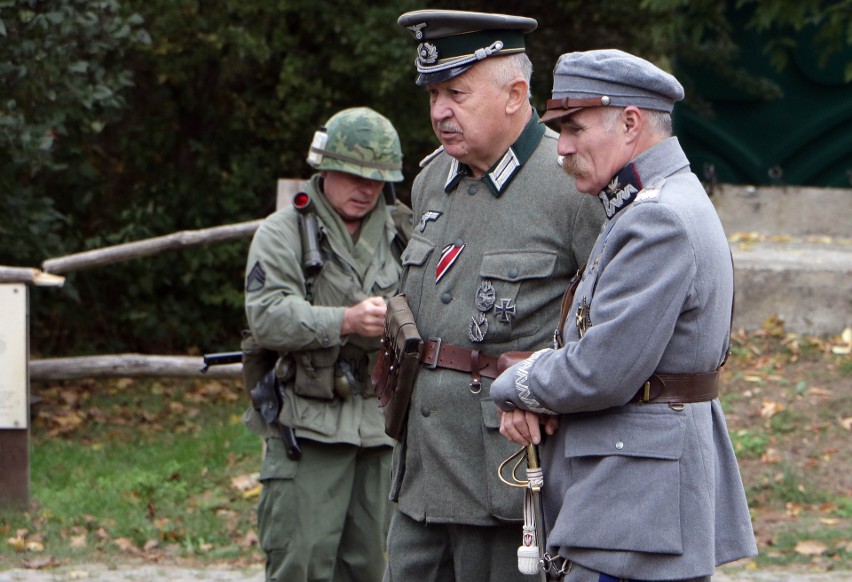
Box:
[421,339,500,391]
[631,371,720,404]
[420,338,720,403]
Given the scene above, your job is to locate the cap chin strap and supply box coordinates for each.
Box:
[416,40,505,74]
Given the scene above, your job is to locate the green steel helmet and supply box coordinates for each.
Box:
[306,107,404,182]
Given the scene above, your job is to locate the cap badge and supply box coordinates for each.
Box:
[417,42,439,65]
[406,23,427,40]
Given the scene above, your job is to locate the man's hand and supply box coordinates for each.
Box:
[342,296,387,337]
[498,408,559,446]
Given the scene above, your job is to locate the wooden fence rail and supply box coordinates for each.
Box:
[2,179,306,382]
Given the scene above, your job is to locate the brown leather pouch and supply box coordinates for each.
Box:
[497,351,533,375]
[371,294,423,440]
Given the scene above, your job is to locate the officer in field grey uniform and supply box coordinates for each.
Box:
[244,107,411,582]
[385,10,604,582]
[491,50,758,581]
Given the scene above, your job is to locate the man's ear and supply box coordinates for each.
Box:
[622,106,643,141]
[505,78,528,115]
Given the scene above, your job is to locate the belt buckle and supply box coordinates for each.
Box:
[425,337,442,369]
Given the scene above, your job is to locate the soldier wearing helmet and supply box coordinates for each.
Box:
[243,106,411,582]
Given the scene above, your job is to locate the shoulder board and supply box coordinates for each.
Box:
[634,178,667,204]
[419,145,444,168]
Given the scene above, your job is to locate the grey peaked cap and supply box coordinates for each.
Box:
[543,49,684,123]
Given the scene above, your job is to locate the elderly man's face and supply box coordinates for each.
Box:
[427,59,512,175]
[556,107,629,195]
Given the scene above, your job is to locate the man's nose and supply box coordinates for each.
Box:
[557,133,576,156]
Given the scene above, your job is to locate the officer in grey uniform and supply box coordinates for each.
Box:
[491,50,758,581]
[385,10,604,582]
[244,107,411,582]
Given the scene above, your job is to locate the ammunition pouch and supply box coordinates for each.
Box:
[293,345,340,400]
[371,294,423,440]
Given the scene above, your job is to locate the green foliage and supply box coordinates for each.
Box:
[3,0,850,355]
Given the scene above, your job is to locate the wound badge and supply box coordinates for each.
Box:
[575,296,592,338]
[495,298,516,324]
[475,280,495,312]
[468,312,488,343]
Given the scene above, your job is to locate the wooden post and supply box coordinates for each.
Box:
[277,179,307,211]
[0,284,29,509]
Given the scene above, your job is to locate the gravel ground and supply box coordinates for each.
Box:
[1,564,849,581]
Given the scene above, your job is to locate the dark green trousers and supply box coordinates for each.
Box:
[258,438,392,582]
[384,509,529,582]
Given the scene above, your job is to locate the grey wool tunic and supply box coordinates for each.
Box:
[490,137,758,579]
[392,112,604,525]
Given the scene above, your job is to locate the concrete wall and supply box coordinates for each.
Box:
[711,185,851,336]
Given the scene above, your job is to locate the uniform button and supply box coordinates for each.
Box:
[615,441,624,450]
[467,184,479,195]
[441,292,452,304]
[321,337,330,347]
[421,406,431,417]
[508,267,519,278]
[403,252,411,261]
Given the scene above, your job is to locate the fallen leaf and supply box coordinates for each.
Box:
[760,399,784,419]
[69,534,87,549]
[231,473,260,492]
[114,537,141,555]
[69,571,91,579]
[840,417,852,431]
[795,539,827,556]
[830,327,852,355]
[26,540,45,552]
[818,518,838,526]
[243,484,262,500]
[238,529,259,549]
[7,536,26,552]
[807,387,832,398]
[23,556,59,570]
[760,448,781,464]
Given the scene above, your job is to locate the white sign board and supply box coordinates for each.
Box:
[0,284,27,429]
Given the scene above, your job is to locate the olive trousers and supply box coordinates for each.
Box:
[257,438,392,582]
[383,509,529,582]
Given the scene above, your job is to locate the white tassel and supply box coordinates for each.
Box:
[517,487,540,574]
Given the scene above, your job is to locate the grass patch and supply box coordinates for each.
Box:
[0,378,263,567]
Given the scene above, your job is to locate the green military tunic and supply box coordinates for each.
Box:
[245,174,402,447]
[392,112,604,525]
[244,174,407,582]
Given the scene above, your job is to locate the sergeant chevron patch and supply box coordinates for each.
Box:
[246,260,266,292]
